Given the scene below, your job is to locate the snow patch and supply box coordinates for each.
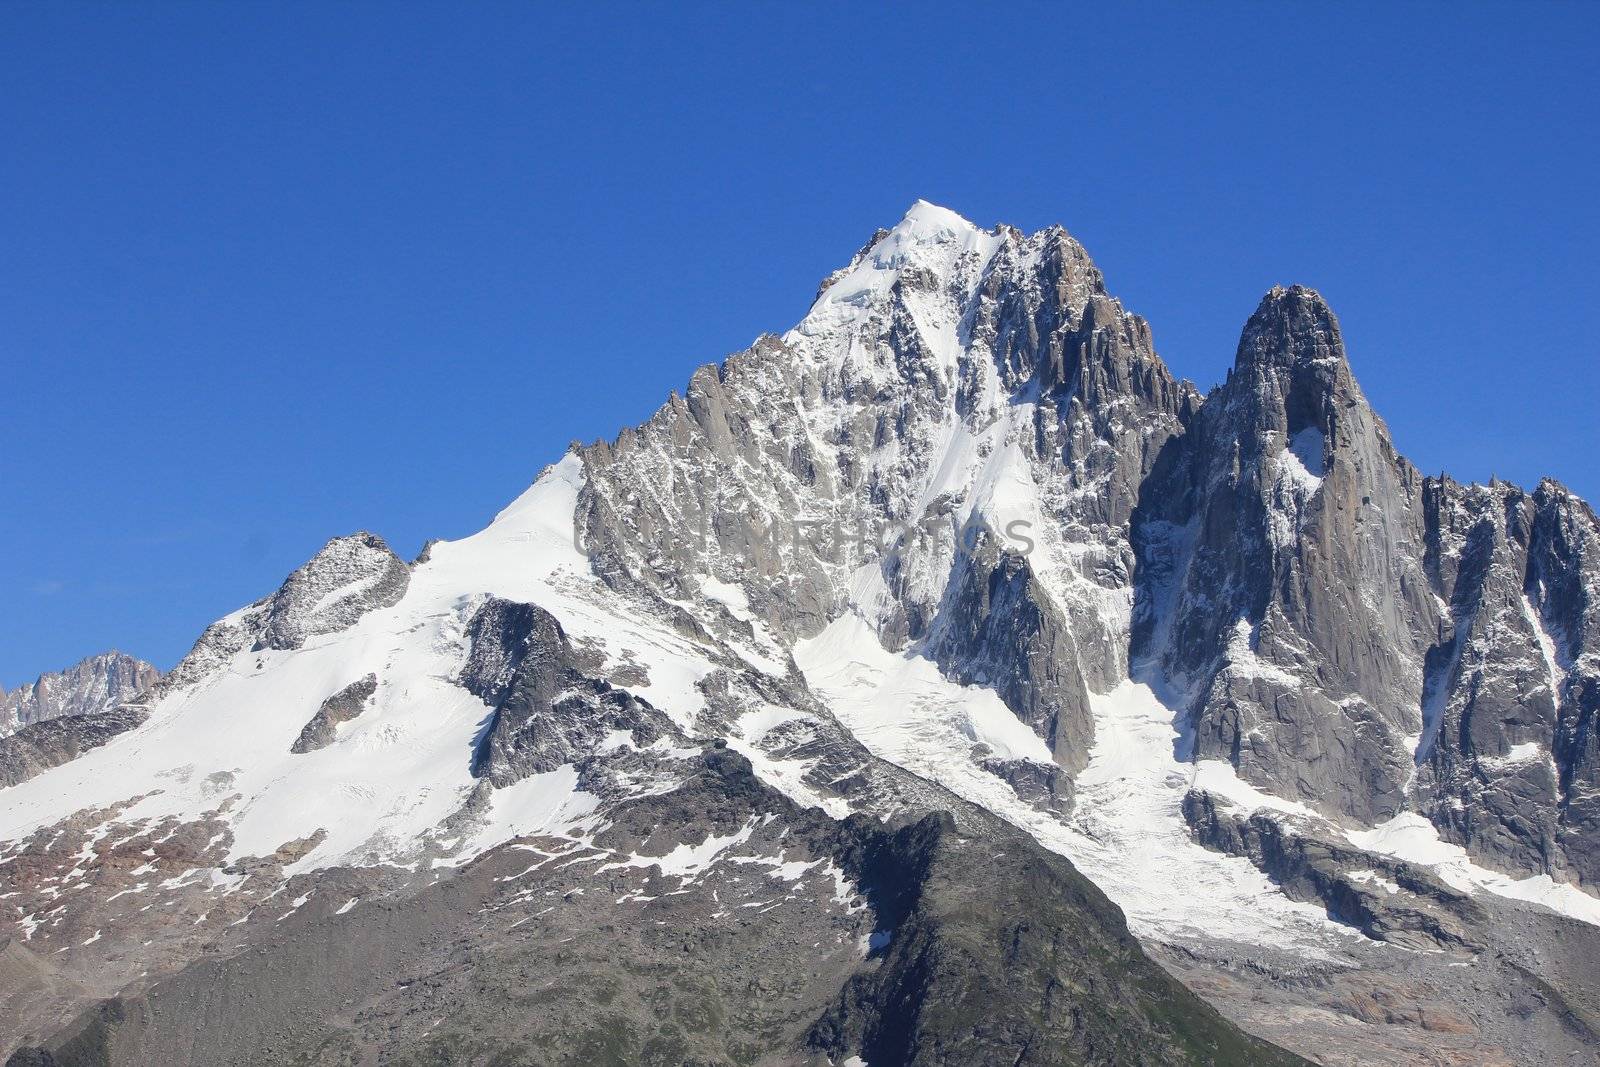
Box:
[1347,813,1600,925]
[598,819,758,881]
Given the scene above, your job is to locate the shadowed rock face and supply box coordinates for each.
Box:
[460,597,679,787]
[811,809,1308,1067]
[929,531,1092,789]
[0,708,147,789]
[1,653,158,737]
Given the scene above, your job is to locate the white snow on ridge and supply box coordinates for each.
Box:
[795,611,1055,769]
[1347,813,1600,926]
[0,456,727,873]
[796,615,1348,950]
[794,200,1005,347]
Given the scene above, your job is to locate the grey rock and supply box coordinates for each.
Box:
[809,804,1307,1066]
[929,530,1091,795]
[1135,286,1437,825]
[1,653,158,737]
[460,597,678,786]
[288,674,378,754]
[0,707,147,789]
[257,532,410,652]
[1416,475,1600,886]
[141,611,262,702]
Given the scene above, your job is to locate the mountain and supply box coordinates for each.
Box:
[0,653,160,789]
[4,203,1599,1066]
[1,652,159,737]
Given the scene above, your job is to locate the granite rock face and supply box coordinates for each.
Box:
[1133,286,1438,825]
[461,597,678,787]
[1415,476,1600,885]
[288,674,378,754]
[257,532,410,652]
[0,707,147,788]
[575,205,1195,800]
[928,530,1092,790]
[1,653,158,737]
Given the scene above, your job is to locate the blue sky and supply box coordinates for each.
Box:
[3,3,1596,685]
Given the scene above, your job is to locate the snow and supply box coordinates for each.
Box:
[795,612,1055,768]
[1347,869,1401,895]
[1221,618,1301,687]
[797,616,1348,950]
[1476,741,1545,772]
[1287,426,1327,482]
[1347,813,1600,925]
[1190,759,1319,819]
[795,200,1005,345]
[597,819,757,880]
[1060,680,1350,946]
[698,575,752,621]
[464,767,600,860]
[722,731,852,820]
[0,454,680,873]
[1521,593,1568,703]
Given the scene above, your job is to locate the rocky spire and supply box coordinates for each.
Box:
[1135,284,1438,824]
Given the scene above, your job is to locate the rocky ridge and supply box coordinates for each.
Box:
[1,652,158,737]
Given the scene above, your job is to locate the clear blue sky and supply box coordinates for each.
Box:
[3,3,1596,686]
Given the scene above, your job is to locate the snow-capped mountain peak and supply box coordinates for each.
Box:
[8,204,1600,1065]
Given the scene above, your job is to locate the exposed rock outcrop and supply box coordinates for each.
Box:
[460,597,678,786]
[1183,790,1484,951]
[1134,286,1438,825]
[1417,476,1600,885]
[258,532,410,651]
[0,707,146,788]
[289,674,378,754]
